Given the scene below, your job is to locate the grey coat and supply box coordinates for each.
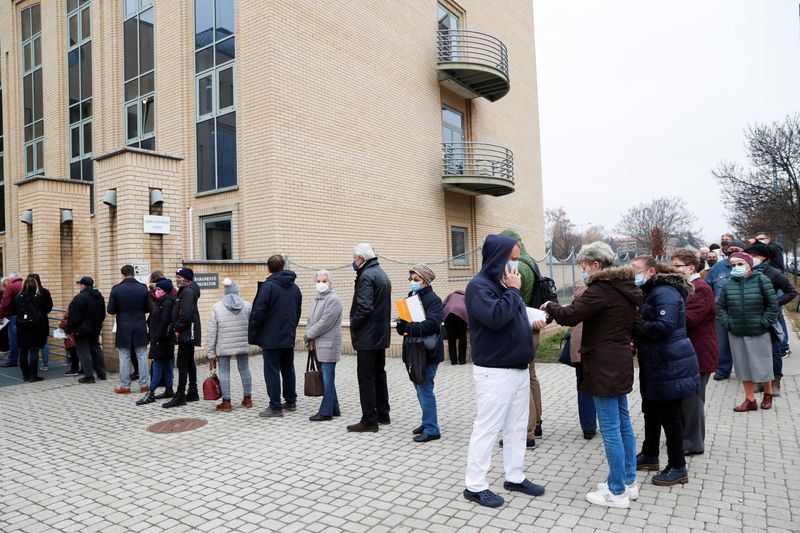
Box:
[306,290,343,363]
[206,299,252,358]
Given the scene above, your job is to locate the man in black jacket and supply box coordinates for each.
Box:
[65,277,107,384]
[249,255,302,417]
[163,268,201,408]
[346,243,392,433]
[108,265,153,394]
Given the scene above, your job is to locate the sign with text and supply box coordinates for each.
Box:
[133,263,150,285]
[143,215,171,234]
[194,273,219,289]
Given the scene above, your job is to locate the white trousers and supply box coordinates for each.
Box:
[465,366,530,492]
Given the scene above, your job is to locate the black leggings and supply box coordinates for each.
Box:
[641,399,686,469]
[176,344,197,394]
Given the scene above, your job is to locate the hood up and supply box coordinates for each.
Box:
[479,234,517,282]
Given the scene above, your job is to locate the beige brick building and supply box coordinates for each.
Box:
[0,0,544,362]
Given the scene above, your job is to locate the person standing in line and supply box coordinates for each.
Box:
[163,268,202,408]
[28,275,52,372]
[567,279,597,440]
[65,277,107,384]
[137,279,177,405]
[706,239,745,380]
[463,234,545,508]
[346,243,392,433]
[249,255,302,418]
[304,270,343,422]
[58,304,80,376]
[670,249,718,456]
[442,290,468,365]
[207,278,253,412]
[0,273,23,368]
[107,265,153,394]
[14,276,53,382]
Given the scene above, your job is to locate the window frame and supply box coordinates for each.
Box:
[22,4,44,177]
[123,1,155,148]
[200,212,233,260]
[450,226,469,266]
[68,1,93,182]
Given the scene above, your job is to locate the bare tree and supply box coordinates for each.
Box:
[615,197,701,255]
[545,207,582,260]
[581,225,607,245]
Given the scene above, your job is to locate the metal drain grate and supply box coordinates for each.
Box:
[148,418,208,434]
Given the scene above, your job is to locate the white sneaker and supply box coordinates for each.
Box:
[586,487,631,509]
[596,481,639,500]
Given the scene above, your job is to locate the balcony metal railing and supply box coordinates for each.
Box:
[442,142,514,184]
[437,29,509,77]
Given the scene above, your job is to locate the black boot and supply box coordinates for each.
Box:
[162,391,187,408]
[185,386,200,402]
[136,391,156,406]
[154,386,174,400]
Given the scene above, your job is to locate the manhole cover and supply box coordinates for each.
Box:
[148,418,207,434]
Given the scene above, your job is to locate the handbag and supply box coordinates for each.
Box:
[202,370,221,400]
[402,333,427,385]
[304,349,324,397]
[558,332,574,366]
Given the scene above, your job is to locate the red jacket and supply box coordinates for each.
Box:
[685,276,719,373]
[0,277,23,319]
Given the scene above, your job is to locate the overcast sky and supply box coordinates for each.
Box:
[533,0,800,244]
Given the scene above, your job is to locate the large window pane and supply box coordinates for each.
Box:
[215,0,235,40]
[195,47,214,73]
[35,141,43,173]
[31,5,41,34]
[68,51,80,104]
[215,36,235,64]
[196,118,216,192]
[198,75,213,116]
[26,145,34,174]
[23,43,31,72]
[216,112,237,189]
[83,122,92,153]
[23,75,33,125]
[142,96,154,135]
[82,158,93,181]
[33,69,43,121]
[71,126,81,158]
[123,18,137,80]
[126,104,138,140]
[33,37,42,66]
[125,79,138,101]
[69,15,78,47]
[139,8,154,73]
[203,216,232,260]
[218,67,234,110]
[21,10,31,41]
[80,44,92,99]
[124,0,137,18]
[140,71,154,95]
[81,7,91,39]
[195,0,214,49]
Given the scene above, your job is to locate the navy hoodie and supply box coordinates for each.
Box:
[465,234,534,369]
[248,270,303,349]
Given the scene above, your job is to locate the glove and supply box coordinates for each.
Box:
[303,334,310,346]
[396,319,409,335]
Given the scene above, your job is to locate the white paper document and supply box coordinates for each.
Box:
[0,317,8,331]
[112,320,117,333]
[404,295,427,322]
[53,327,68,339]
[526,307,548,327]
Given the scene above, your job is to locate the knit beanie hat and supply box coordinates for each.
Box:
[729,252,753,267]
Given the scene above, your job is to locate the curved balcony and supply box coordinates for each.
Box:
[442,142,514,197]
[437,29,510,102]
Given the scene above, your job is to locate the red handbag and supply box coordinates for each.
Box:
[203,371,221,400]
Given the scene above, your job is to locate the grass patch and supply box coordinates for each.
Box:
[536,329,569,364]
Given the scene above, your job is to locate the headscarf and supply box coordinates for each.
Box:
[409,264,436,286]
[222,278,244,311]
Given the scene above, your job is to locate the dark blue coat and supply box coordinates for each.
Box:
[636,273,700,402]
[396,285,444,363]
[248,270,302,350]
[465,234,534,369]
[108,277,153,348]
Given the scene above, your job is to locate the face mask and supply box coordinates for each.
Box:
[757,239,768,244]
[316,282,329,293]
[707,258,717,267]
[176,278,189,288]
[507,260,520,271]
[352,261,360,271]
[730,265,747,278]
[409,281,422,293]
[154,289,166,299]
[634,273,646,287]
[752,257,763,266]
[582,272,590,283]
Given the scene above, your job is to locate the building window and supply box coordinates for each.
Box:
[22,5,44,177]
[124,0,155,149]
[442,106,465,175]
[195,0,237,193]
[202,213,232,260]
[68,0,93,192]
[451,226,468,266]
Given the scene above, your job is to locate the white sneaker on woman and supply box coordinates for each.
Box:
[596,481,639,500]
[586,487,631,509]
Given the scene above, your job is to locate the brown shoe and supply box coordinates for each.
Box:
[140,386,150,393]
[216,400,233,412]
[114,387,131,394]
[772,377,781,397]
[733,399,757,412]
[241,396,253,408]
[760,393,773,410]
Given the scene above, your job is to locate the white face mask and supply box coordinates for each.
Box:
[752,257,763,266]
[315,282,329,293]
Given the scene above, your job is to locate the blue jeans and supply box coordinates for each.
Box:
[118,345,149,388]
[41,343,49,366]
[262,348,296,411]
[318,362,340,416]
[593,395,637,495]
[7,316,18,365]
[217,355,253,400]
[414,362,440,436]
[149,358,174,390]
[772,337,783,378]
[715,320,733,377]
[575,363,597,432]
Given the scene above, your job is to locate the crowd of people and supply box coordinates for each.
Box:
[0,230,795,511]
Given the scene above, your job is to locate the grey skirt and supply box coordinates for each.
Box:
[728,332,774,383]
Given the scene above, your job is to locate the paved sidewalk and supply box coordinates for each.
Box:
[1,324,799,533]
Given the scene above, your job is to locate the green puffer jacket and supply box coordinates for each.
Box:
[717,271,778,336]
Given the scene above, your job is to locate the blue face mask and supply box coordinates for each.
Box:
[634,273,646,287]
[507,260,520,271]
[730,265,747,278]
[409,281,422,293]
[352,261,360,271]
[582,272,590,283]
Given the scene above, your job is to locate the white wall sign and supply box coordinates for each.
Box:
[133,263,150,285]
[143,215,171,234]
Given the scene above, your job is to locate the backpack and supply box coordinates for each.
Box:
[17,295,42,325]
[520,257,559,308]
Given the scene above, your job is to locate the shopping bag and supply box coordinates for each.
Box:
[304,349,324,397]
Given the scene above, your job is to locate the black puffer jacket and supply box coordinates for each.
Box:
[149,293,176,360]
[66,288,106,337]
[173,282,201,346]
[350,258,392,351]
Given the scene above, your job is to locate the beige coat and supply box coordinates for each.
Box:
[306,290,343,363]
[569,281,587,364]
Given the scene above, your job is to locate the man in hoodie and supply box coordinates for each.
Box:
[0,273,23,367]
[163,268,202,408]
[65,277,107,383]
[463,234,545,508]
[705,238,745,380]
[249,255,302,418]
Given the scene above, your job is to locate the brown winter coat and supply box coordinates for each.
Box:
[547,266,642,396]
[569,281,587,364]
